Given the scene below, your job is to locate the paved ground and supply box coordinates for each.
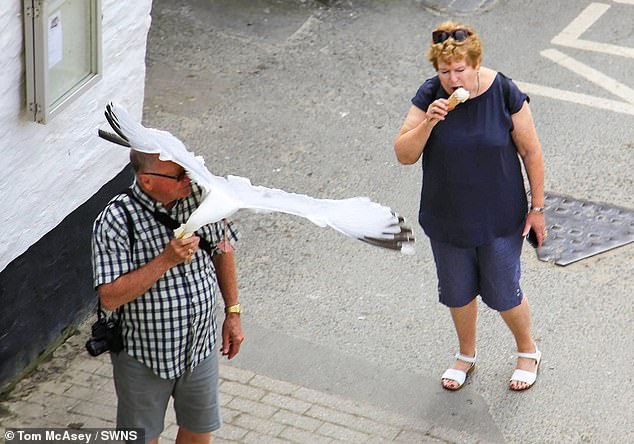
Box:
[0,319,484,444]
[140,0,634,441]
[2,2,504,443]
[3,0,634,443]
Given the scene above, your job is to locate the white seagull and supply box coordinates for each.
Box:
[99,102,415,253]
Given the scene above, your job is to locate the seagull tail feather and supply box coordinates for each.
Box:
[104,103,130,143]
[98,128,131,147]
[358,217,415,253]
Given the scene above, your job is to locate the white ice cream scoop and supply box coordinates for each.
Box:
[447,87,470,110]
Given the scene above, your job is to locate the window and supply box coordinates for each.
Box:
[24,0,102,123]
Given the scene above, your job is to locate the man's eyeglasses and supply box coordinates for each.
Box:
[432,29,472,44]
[142,171,188,182]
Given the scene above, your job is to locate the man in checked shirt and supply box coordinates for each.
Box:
[92,150,244,444]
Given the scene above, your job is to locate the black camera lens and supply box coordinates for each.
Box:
[85,338,109,357]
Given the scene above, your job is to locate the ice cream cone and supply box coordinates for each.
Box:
[447,87,470,111]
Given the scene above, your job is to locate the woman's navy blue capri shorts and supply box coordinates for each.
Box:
[429,231,524,312]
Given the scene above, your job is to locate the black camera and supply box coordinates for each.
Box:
[85,316,123,356]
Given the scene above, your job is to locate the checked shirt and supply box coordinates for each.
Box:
[92,181,238,379]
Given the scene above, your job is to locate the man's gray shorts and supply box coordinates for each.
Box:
[110,351,222,442]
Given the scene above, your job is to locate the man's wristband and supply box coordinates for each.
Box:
[225,303,241,315]
[530,206,545,214]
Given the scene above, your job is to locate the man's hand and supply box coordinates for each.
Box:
[163,235,200,266]
[98,235,201,311]
[221,314,244,359]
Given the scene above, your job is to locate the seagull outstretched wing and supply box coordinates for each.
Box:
[99,102,415,253]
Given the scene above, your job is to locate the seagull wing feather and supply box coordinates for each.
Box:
[100,102,415,253]
[104,102,215,193]
[220,175,414,248]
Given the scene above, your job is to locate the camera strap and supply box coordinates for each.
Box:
[111,197,136,256]
[120,188,214,256]
[93,197,135,320]
[93,188,216,320]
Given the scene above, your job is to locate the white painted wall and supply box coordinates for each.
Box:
[0,0,153,272]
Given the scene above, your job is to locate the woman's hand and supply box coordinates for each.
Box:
[523,211,547,247]
[394,101,445,165]
[426,99,449,121]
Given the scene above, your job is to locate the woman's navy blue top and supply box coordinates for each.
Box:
[411,73,529,247]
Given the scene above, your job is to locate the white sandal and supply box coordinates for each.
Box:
[509,348,542,391]
[441,352,476,391]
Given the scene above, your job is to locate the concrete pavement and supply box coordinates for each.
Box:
[0,317,492,443]
[1,2,507,443]
[6,0,634,443]
[140,0,634,441]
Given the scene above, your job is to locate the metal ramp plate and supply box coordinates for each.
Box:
[535,192,634,266]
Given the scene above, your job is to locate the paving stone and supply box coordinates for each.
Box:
[261,392,311,414]
[221,406,242,423]
[92,361,114,378]
[101,379,117,394]
[1,417,44,429]
[316,421,372,443]
[227,396,279,419]
[365,410,433,433]
[213,438,239,444]
[293,386,342,407]
[220,381,266,401]
[82,418,118,429]
[241,430,293,444]
[213,423,249,441]
[60,369,110,389]
[64,385,117,406]
[69,400,118,420]
[219,365,255,384]
[279,425,335,444]
[219,392,235,407]
[248,374,300,395]
[6,400,46,420]
[41,410,115,429]
[306,404,401,440]
[271,409,323,432]
[74,357,105,374]
[22,391,77,410]
[232,413,286,437]
[37,380,73,395]
[299,389,379,419]
[294,386,432,433]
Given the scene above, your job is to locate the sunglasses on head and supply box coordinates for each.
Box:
[432,28,472,44]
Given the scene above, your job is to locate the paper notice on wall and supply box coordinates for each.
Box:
[48,11,63,68]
